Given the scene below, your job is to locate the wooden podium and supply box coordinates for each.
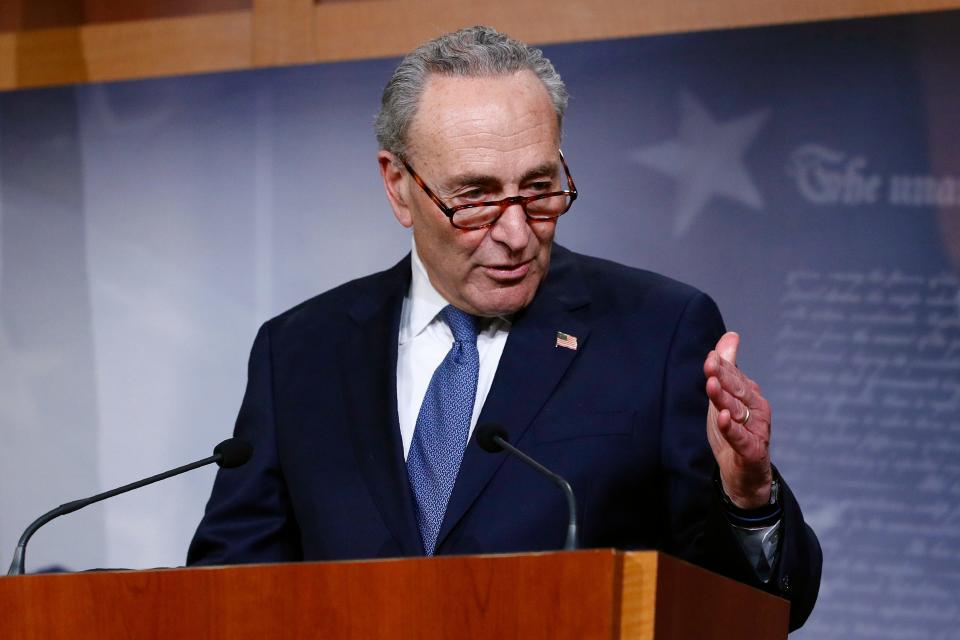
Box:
[0,550,788,639]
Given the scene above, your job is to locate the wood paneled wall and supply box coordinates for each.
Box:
[1,0,959,91]
[0,0,249,31]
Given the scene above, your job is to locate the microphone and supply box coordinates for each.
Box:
[7,437,253,576]
[475,423,578,551]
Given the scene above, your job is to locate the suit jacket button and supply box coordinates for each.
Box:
[780,574,791,594]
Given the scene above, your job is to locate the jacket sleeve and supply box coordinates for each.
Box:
[659,291,822,631]
[187,323,302,566]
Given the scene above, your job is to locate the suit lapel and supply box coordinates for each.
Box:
[338,256,424,556]
[436,247,591,549]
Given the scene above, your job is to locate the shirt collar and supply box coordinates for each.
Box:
[399,237,513,345]
[399,238,451,345]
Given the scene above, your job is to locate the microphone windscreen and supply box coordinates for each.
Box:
[475,423,508,453]
[214,438,253,468]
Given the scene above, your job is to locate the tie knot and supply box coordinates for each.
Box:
[441,305,478,344]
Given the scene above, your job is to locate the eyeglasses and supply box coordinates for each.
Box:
[401,151,578,230]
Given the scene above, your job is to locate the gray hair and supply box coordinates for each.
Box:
[375,25,569,158]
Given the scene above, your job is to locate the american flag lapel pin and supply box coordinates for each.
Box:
[555,331,578,351]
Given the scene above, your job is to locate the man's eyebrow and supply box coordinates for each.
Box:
[441,161,560,191]
[521,161,561,182]
[441,173,500,191]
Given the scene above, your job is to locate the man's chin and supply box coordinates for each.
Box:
[465,282,539,318]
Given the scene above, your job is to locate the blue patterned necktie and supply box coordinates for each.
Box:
[407,305,480,555]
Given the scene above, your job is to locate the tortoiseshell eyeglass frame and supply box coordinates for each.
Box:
[400,150,578,230]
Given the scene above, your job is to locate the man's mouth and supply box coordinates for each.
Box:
[484,260,532,282]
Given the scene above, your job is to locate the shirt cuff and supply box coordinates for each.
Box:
[714,466,784,582]
[729,519,782,583]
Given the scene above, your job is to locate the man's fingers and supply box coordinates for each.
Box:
[704,343,750,399]
[706,376,752,424]
[705,332,772,466]
[719,363,749,401]
[707,355,756,409]
[715,408,754,455]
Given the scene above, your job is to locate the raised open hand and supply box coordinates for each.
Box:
[703,332,773,509]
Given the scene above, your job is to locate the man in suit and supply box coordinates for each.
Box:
[188,26,821,630]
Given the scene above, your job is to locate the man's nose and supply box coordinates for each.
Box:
[489,203,530,252]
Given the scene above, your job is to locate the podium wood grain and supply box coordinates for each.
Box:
[0,550,788,639]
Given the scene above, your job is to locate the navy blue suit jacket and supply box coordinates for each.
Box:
[188,246,821,629]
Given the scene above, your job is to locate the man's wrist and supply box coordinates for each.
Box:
[716,467,782,528]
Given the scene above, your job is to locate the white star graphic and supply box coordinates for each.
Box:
[631,91,770,235]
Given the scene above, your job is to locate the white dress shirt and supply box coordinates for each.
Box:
[396,240,510,460]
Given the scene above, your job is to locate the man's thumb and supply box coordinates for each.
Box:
[717,331,740,366]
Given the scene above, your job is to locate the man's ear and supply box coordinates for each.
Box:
[378,150,413,228]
